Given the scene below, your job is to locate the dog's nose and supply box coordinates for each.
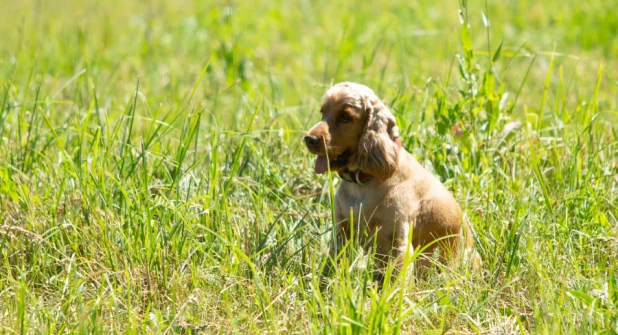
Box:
[304,135,321,148]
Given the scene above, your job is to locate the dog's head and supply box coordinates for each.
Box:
[304,82,400,179]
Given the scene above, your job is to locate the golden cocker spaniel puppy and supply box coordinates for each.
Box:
[304,82,473,281]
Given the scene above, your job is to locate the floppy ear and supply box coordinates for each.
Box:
[357,97,400,179]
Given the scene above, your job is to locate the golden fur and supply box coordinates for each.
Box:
[304,82,475,280]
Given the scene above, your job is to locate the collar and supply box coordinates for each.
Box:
[337,138,403,185]
[338,168,373,184]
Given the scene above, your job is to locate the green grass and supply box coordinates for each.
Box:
[1,0,618,333]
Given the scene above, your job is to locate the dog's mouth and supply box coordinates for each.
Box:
[314,150,351,174]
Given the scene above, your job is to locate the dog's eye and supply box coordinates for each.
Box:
[338,112,352,123]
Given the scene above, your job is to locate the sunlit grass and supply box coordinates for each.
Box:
[1,0,617,333]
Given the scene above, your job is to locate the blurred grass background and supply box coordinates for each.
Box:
[2,0,616,115]
[1,0,617,333]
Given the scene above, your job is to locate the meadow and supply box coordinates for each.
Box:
[1,0,617,333]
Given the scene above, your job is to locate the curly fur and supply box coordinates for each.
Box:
[356,94,400,179]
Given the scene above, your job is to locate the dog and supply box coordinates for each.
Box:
[304,82,474,282]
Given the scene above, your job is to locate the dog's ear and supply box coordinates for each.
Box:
[357,96,400,179]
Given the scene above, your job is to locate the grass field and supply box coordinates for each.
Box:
[1,0,618,333]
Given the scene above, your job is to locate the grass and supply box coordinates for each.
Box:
[1,0,617,333]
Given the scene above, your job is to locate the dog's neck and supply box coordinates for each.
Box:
[338,138,403,184]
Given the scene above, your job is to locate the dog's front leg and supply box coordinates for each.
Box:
[321,217,349,279]
[372,223,413,286]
